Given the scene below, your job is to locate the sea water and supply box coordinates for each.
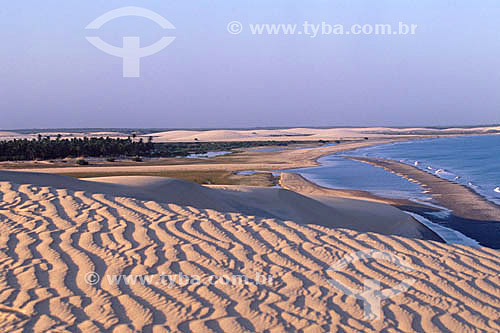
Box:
[344,135,500,205]
[285,155,428,201]
[284,135,500,248]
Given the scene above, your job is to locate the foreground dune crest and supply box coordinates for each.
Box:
[0,179,499,332]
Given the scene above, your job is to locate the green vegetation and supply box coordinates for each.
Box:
[0,136,299,161]
[0,137,154,161]
[60,170,278,187]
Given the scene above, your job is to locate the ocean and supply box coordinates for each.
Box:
[286,154,429,201]
[285,135,500,248]
[343,135,500,205]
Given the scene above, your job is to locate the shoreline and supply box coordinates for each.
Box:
[347,156,500,222]
[3,133,494,177]
[279,172,446,243]
[1,138,403,175]
[4,134,499,246]
[278,149,500,247]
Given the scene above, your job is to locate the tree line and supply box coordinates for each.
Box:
[0,136,156,161]
[0,135,295,161]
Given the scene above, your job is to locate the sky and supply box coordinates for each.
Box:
[1,1,500,129]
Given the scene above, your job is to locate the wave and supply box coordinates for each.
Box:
[395,160,497,204]
[413,161,497,204]
[344,137,500,206]
[467,181,482,189]
[434,168,457,179]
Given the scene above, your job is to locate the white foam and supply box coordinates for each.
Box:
[406,212,480,248]
[434,168,457,179]
[467,182,482,191]
[494,187,500,193]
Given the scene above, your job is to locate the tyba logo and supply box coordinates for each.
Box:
[327,249,416,320]
[85,7,176,77]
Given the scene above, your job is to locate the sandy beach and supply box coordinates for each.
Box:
[1,128,500,331]
[0,138,396,174]
[347,157,500,222]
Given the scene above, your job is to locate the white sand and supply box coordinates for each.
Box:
[145,126,500,142]
[2,126,499,143]
[0,171,499,332]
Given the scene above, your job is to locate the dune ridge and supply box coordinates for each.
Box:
[1,126,500,144]
[0,172,436,241]
[144,127,500,142]
[0,175,499,332]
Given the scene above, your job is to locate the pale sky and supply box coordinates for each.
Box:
[1,1,500,129]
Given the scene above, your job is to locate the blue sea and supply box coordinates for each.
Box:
[343,135,500,205]
[285,135,500,248]
[286,155,429,201]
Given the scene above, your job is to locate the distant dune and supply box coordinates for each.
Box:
[144,126,500,142]
[1,126,499,143]
[0,171,499,331]
[0,131,22,140]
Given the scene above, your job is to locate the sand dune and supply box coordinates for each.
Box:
[0,172,435,240]
[144,126,500,142]
[146,128,367,142]
[0,172,499,332]
[0,131,130,142]
[1,127,499,144]
[0,132,22,137]
[0,132,23,141]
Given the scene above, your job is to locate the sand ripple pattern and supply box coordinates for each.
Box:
[0,181,499,332]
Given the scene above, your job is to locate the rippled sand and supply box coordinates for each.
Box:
[0,175,499,332]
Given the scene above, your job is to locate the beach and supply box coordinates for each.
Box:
[346,156,500,222]
[1,128,500,331]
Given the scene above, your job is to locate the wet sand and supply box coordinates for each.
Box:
[347,157,500,222]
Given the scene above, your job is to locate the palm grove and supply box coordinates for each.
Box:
[0,135,293,161]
